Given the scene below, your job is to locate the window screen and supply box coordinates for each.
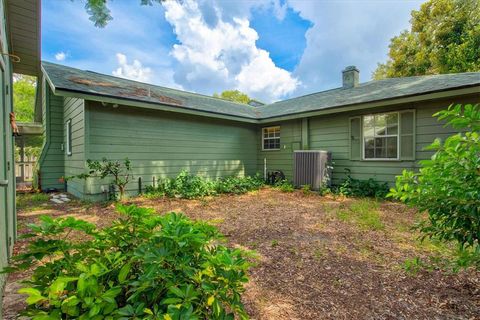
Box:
[262,126,280,150]
[363,113,399,159]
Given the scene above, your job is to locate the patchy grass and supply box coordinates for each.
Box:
[16,192,50,211]
[336,198,384,231]
[4,188,479,320]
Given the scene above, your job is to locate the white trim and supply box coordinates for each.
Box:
[262,126,281,151]
[362,111,400,161]
[66,119,72,156]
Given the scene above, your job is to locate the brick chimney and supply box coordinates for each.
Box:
[342,66,359,89]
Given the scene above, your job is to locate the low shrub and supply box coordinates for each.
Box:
[146,170,264,199]
[274,180,295,193]
[4,204,250,319]
[336,169,389,198]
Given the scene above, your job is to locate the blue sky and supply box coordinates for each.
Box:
[42,0,424,102]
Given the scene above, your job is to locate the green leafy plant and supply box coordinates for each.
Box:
[301,184,311,195]
[274,180,295,193]
[4,204,250,319]
[389,103,480,269]
[337,169,389,198]
[69,158,133,200]
[145,170,264,199]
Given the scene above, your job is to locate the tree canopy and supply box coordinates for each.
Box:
[213,90,252,105]
[13,74,36,123]
[85,0,164,27]
[373,0,480,79]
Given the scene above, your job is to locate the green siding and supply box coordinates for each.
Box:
[0,0,16,313]
[63,97,86,198]
[257,120,302,180]
[83,102,258,200]
[38,84,65,191]
[257,95,480,185]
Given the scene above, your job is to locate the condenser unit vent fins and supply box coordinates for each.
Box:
[293,150,332,190]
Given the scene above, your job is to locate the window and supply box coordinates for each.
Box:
[66,119,72,156]
[363,112,399,159]
[262,126,280,150]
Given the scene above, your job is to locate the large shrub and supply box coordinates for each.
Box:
[146,170,264,199]
[389,103,480,267]
[5,205,250,319]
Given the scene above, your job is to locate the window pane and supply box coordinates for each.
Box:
[363,115,374,137]
[375,137,387,158]
[387,137,398,158]
[375,114,387,136]
[386,113,398,135]
[365,148,374,158]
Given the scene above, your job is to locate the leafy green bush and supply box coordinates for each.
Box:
[146,170,264,199]
[4,204,250,319]
[337,169,389,198]
[389,103,480,269]
[274,180,295,193]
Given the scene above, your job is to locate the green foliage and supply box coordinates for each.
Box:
[145,170,264,199]
[13,74,36,122]
[4,204,250,319]
[69,158,133,200]
[373,0,480,79]
[84,0,165,27]
[213,90,252,105]
[16,193,50,211]
[337,169,389,198]
[389,103,480,269]
[301,184,311,195]
[274,180,295,193]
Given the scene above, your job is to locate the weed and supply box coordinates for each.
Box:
[274,180,295,192]
[271,240,279,247]
[336,199,385,231]
[16,192,50,211]
[301,184,311,195]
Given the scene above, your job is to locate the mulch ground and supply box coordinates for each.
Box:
[3,188,479,319]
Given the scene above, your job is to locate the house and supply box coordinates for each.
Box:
[39,62,480,201]
[0,0,41,311]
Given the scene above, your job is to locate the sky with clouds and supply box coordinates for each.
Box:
[42,0,424,102]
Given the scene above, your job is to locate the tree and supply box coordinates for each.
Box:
[389,104,480,268]
[84,0,165,28]
[213,90,251,105]
[373,0,480,79]
[13,74,36,123]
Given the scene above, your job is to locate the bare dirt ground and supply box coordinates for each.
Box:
[3,188,480,319]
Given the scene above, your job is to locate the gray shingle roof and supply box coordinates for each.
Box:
[42,61,479,121]
[259,72,480,118]
[42,61,260,119]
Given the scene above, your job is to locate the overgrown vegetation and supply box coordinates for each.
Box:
[145,170,264,199]
[336,169,389,198]
[16,193,50,211]
[4,204,250,319]
[273,180,295,193]
[69,158,133,200]
[389,103,480,269]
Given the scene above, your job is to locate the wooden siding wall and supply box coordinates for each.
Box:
[38,84,65,191]
[257,95,479,185]
[64,97,86,198]
[84,102,258,199]
[0,0,15,312]
[257,119,302,180]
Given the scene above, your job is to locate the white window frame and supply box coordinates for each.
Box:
[362,111,400,161]
[66,119,72,156]
[262,126,281,151]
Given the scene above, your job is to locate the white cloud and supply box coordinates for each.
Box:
[163,0,299,102]
[55,52,66,61]
[112,53,152,83]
